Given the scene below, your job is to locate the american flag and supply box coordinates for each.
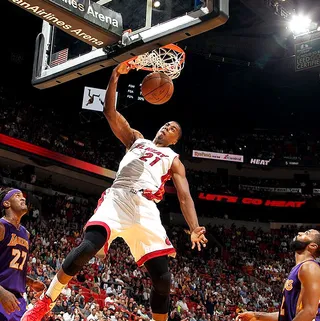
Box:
[49,48,68,67]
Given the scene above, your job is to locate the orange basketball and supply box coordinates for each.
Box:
[141,72,174,105]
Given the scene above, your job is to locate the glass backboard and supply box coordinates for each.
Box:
[32,0,229,88]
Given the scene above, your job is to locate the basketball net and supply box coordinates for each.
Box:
[125,44,186,80]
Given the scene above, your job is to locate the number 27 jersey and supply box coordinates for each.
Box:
[112,138,178,201]
[279,259,320,321]
[0,218,29,294]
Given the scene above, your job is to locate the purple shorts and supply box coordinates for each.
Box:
[0,297,26,321]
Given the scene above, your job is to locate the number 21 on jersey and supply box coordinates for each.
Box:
[139,152,161,166]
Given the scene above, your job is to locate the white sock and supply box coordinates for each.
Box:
[45,275,67,302]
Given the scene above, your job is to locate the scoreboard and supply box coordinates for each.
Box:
[126,83,145,102]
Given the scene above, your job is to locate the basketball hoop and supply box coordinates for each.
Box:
[125,44,186,80]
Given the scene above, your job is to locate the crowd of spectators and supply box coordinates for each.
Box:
[23,203,301,321]
[1,172,305,321]
[185,170,318,200]
[0,142,316,207]
[0,86,124,171]
[185,170,305,195]
[0,85,317,321]
[2,85,320,172]
[1,160,314,228]
[2,42,320,321]
[183,128,320,166]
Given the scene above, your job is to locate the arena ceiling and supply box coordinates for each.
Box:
[3,0,320,104]
[182,0,320,64]
[4,0,320,66]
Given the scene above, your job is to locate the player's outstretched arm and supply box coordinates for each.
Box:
[104,63,143,149]
[171,157,207,251]
[236,312,278,321]
[26,276,46,295]
[293,261,320,321]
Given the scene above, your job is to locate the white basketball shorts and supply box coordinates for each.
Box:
[84,187,176,266]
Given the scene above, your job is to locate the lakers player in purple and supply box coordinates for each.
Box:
[236,229,320,321]
[0,188,45,321]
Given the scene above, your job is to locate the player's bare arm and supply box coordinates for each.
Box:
[171,157,208,251]
[26,277,46,293]
[0,222,5,242]
[236,311,279,321]
[293,261,320,321]
[104,63,143,149]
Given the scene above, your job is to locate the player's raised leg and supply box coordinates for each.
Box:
[144,256,171,321]
[21,225,108,321]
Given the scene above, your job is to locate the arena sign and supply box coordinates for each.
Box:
[8,0,123,47]
[239,184,301,194]
[249,158,271,166]
[198,193,306,208]
[192,150,244,163]
[295,34,320,72]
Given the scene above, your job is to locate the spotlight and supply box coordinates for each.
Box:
[288,15,312,35]
[153,0,161,8]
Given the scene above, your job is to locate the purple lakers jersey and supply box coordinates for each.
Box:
[0,218,29,294]
[279,259,320,321]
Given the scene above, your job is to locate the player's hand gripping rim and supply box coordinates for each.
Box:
[114,62,133,75]
[190,226,208,251]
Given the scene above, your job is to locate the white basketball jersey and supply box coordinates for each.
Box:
[112,139,178,202]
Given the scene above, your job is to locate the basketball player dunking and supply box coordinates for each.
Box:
[236,229,320,321]
[0,188,45,321]
[22,63,208,321]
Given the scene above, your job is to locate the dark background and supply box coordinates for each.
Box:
[2,0,320,222]
[0,0,320,142]
[2,0,320,137]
